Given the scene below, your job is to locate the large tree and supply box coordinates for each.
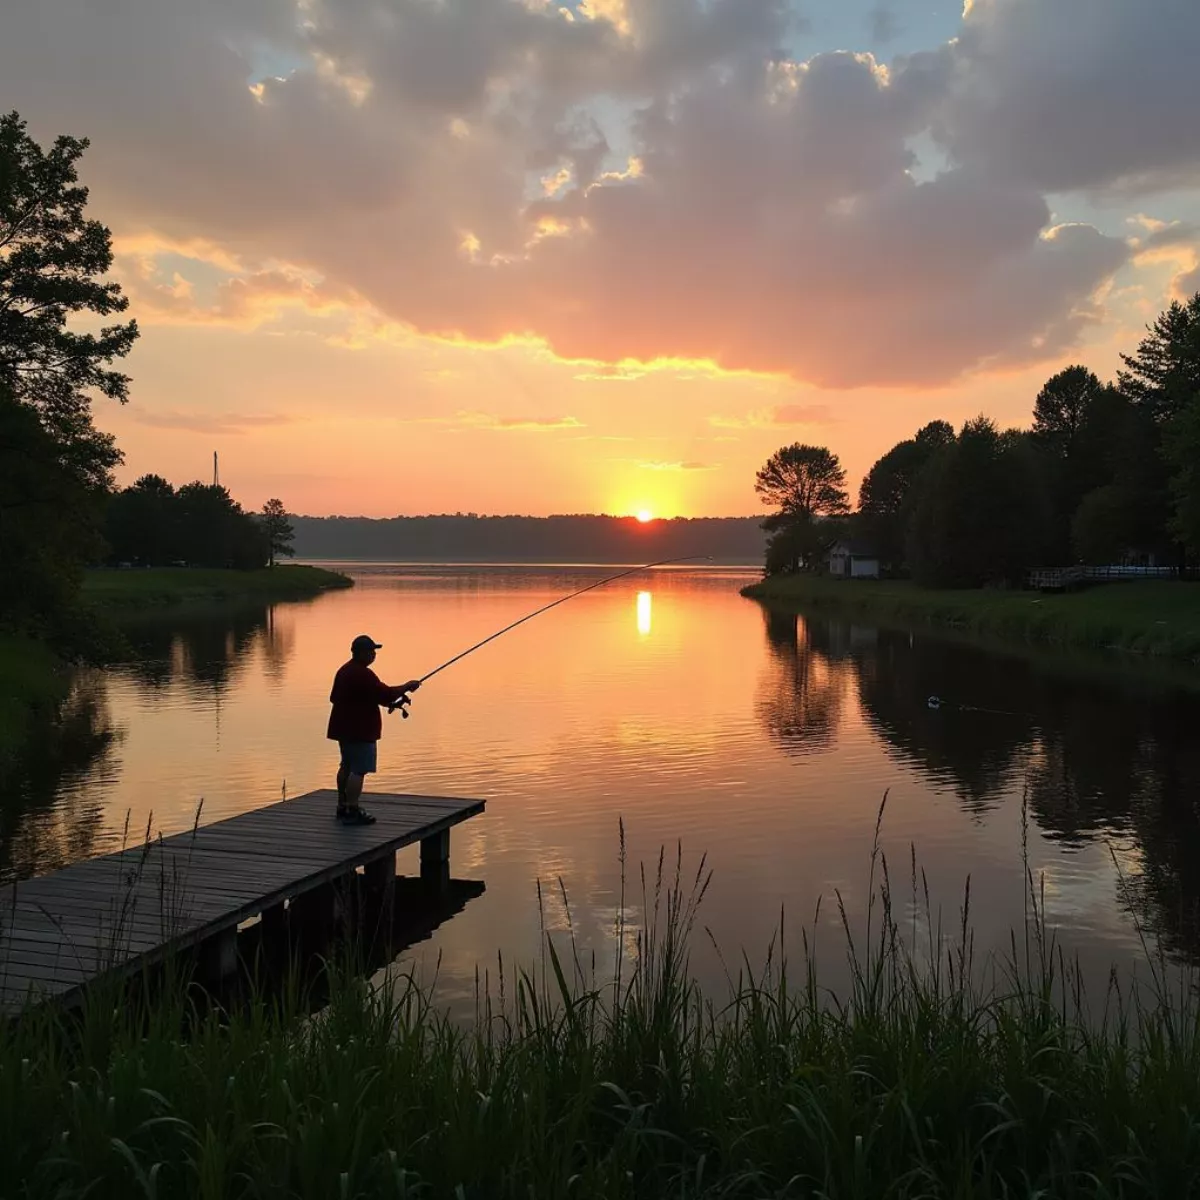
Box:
[1164,393,1200,559]
[755,444,849,521]
[176,483,268,570]
[260,498,296,567]
[858,420,955,570]
[104,474,179,566]
[0,111,138,488]
[1119,293,1200,426]
[755,444,850,575]
[906,418,1050,588]
[1117,292,1200,562]
[0,383,105,633]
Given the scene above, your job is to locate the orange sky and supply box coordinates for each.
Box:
[5,0,1196,518]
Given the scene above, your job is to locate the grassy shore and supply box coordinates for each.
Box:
[744,573,1200,662]
[82,564,353,611]
[4,839,1200,1198]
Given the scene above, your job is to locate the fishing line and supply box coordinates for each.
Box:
[389,556,712,714]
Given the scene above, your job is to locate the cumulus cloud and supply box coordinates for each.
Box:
[916,0,1200,195]
[0,0,1182,391]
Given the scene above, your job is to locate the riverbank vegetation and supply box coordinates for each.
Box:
[755,295,1200,588]
[4,841,1200,1197]
[744,575,1200,661]
[83,564,352,611]
[0,112,349,762]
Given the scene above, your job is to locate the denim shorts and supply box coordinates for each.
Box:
[338,741,377,776]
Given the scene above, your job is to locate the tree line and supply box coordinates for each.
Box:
[289,514,765,563]
[0,111,294,651]
[106,479,295,569]
[756,294,1200,585]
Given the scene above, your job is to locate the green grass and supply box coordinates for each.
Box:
[744,574,1200,662]
[0,635,68,767]
[82,564,353,610]
[5,812,1200,1198]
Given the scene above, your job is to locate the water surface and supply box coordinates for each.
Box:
[5,564,1200,1003]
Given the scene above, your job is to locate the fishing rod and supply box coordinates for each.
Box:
[388,556,712,716]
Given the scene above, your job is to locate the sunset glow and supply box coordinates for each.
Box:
[2,0,1196,517]
[636,510,654,524]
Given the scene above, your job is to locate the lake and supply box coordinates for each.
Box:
[6,563,1200,1006]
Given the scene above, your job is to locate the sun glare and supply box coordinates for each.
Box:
[636,509,654,523]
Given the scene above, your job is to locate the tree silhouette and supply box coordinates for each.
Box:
[260,498,295,566]
[756,443,850,520]
[0,111,138,489]
[858,420,955,570]
[755,444,849,575]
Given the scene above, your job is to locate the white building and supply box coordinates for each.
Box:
[828,539,880,579]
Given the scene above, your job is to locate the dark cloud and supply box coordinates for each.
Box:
[916,0,1200,195]
[0,0,1170,390]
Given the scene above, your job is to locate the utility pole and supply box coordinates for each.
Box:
[213,450,220,488]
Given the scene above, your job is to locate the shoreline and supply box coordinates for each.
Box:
[82,564,353,611]
[742,574,1200,665]
[0,566,352,768]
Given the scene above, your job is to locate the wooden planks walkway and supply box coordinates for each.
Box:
[0,790,484,1015]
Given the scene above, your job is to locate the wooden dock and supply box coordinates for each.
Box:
[0,790,485,1015]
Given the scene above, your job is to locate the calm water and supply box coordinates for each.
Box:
[6,564,1200,1004]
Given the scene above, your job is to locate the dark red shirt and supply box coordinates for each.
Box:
[326,660,405,743]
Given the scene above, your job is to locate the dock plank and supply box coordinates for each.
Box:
[0,791,484,1014]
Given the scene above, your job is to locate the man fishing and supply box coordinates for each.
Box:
[327,634,420,825]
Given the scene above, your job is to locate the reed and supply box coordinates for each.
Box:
[4,801,1200,1198]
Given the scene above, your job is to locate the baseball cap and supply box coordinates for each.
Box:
[351,634,382,654]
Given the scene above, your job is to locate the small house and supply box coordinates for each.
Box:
[828,539,880,579]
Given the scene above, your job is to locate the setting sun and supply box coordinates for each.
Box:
[636,509,654,523]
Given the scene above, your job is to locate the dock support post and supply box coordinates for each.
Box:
[420,828,450,888]
[365,851,396,895]
[202,926,238,981]
[261,901,287,938]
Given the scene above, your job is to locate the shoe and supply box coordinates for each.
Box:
[335,805,348,820]
[339,807,376,826]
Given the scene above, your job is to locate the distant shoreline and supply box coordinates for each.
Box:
[82,564,354,611]
[743,574,1200,664]
[301,558,763,569]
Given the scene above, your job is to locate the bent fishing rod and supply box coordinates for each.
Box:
[388,555,711,716]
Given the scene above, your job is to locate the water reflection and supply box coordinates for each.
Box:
[854,629,1036,814]
[121,604,289,695]
[756,609,1200,963]
[11,565,1200,998]
[755,609,847,757]
[636,591,652,637]
[0,675,121,884]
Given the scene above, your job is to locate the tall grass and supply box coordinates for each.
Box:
[4,804,1200,1198]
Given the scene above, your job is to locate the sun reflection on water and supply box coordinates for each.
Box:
[636,590,652,636]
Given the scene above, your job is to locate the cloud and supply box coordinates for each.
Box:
[710,404,836,429]
[116,252,371,329]
[127,407,297,434]
[0,0,1171,390]
[1174,265,1200,302]
[454,411,585,431]
[915,0,1200,195]
[637,460,717,471]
